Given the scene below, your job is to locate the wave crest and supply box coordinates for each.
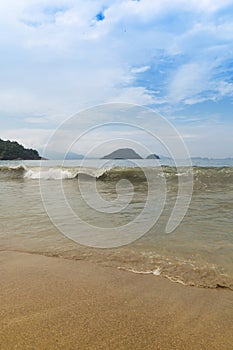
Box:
[0,165,233,189]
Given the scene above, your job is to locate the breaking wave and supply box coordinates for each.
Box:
[0,164,233,189]
[0,165,108,180]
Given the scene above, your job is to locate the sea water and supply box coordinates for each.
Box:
[0,159,232,289]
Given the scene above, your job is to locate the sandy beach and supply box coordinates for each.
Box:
[0,251,232,350]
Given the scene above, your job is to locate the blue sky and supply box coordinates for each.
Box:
[0,0,233,157]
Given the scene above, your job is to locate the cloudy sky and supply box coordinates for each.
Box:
[0,0,233,157]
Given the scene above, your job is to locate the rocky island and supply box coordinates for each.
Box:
[0,139,41,160]
[102,148,160,159]
[146,154,160,159]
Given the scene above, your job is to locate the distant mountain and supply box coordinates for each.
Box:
[146,154,160,159]
[102,148,160,160]
[102,148,142,159]
[41,150,84,160]
[0,139,41,160]
[64,152,84,160]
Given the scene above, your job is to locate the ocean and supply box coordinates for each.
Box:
[1,158,233,290]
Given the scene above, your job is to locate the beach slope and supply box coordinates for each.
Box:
[0,251,232,350]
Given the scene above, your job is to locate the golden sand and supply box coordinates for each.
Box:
[0,251,232,349]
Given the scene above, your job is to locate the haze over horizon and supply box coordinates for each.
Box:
[0,0,233,158]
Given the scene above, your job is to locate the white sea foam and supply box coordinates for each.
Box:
[164,275,187,286]
[23,166,113,180]
[152,267,162,276]
[118,267,161,276]
[24,168,74,180]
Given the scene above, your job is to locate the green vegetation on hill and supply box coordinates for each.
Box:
[0,139,41,160]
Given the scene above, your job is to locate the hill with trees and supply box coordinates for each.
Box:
[0,139,41,160]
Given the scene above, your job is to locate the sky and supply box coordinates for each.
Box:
[0,0,233,158]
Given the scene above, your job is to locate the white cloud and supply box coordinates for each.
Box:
[177,122,233,158]
[215,81,233,97]
[24,116,50,123]
[187,0,233,12]
[0,0,233,157]
[131,66,150,74]
[109,87,157,105]
[168,63,209,104]
[0,128,52,149]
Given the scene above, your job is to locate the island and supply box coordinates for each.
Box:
[102,148,160,159]
[0,139,41,160]
[146,154,160,159]
[102,148,142,159]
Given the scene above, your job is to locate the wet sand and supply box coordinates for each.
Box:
[0,251,233,350]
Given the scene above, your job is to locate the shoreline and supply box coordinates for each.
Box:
[1,251,233,349]
[1,248,232,291]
